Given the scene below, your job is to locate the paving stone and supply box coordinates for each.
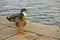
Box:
[36,36,58,40]
[24,32,39,40]
[25,21,60,39]
[0,16,60,40]
[6,35,27,40]
[5,32,39,40]
[0,28,17,40]
[0,25,7,30]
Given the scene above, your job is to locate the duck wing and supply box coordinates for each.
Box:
[6,13,19,22]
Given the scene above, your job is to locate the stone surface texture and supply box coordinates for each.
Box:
[0,16,60,40]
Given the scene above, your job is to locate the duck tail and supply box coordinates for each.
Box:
[6,17,12,22]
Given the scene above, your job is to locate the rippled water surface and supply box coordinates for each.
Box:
[0,0,60,27]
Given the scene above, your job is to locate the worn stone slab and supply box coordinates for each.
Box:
[25,21,60,39]
[6,32,39,40]
[0,28,17,40]
[5,31,58,40]
[6,35,27,40]
[0,16,60,40]
[24,32,39,40]
[0,25,7,30]
[0,16,8,21]
[36,36,58,40]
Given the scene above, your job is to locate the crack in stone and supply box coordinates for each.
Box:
[1,27,60,40]
[24,30,60,40]
[0,23,16,30]
[33,37,39,40]
[0,24,60,40]
[2,33,16,40]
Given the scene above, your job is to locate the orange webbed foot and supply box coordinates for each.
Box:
[16,31,21,35]
[20,31,26,35]
[16,31,26,35]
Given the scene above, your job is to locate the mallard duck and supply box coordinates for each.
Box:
[7,8,28,35]
[15,8,28,35]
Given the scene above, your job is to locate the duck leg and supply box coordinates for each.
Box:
[15,19,26,35]
[16,27,26,35]
[20,27,26,35]
[16,27,21,35]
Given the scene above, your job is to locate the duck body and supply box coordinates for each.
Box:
[7,8,28,35]
[15,12,27,35]
[15,12,27,29]
[15,8,27,35]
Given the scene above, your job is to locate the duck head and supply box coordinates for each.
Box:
[20,8,28,14]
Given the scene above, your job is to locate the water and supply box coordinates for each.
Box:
[0,0,60,27]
